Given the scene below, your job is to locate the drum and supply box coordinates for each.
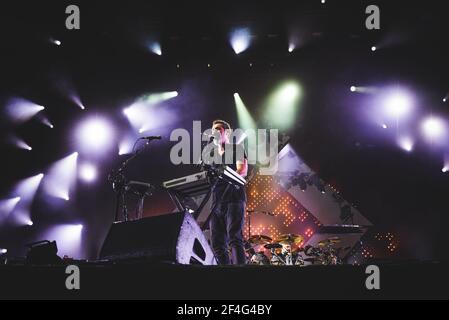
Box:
[249,252,270,265]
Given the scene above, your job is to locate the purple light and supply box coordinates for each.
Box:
[123,95,177,134]
[10,136,33,151]
[397,136,414,152]
[421,116,447,142]
[43,152,78,201]
[118,134,137,156]
[75,116,115,156]
[230,28,251,54]
[70,95,85,110]
[79,163,97,183]
[11,174,44,226]
[383,89,414,120]
[0,197,21,221]
[41,117,54,129]
[44,224,84,259]
[5,98,45,123]
[15,174,44,202]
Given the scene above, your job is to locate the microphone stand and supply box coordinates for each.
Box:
[108,138,154,222]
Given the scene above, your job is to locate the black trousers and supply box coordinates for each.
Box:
[209,201,246,265]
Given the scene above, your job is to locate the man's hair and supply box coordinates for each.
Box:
[212,119,232,131]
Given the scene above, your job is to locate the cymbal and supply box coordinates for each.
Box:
[275,234,304,245]
[248,235,272,245]
[318,237,341,247]
[264,243,283,250]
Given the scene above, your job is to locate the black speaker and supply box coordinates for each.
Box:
[99,211,217,265]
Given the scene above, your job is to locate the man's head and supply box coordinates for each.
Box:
[212,119,232,145]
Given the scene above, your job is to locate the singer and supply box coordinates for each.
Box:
[208,119,248,265]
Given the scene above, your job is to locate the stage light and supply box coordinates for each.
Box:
[382,124,388,129]
[382,88,414,120]
[234,93,256,130]
[45,224,84,259]
[11,136,33,151]
[10,174,44,226]
[118,134,137,155]
[444,98,447,103]
[230,27,251,54]
[39,116,54,129]
[15,174,44,202]
[442,166,448,173]
[0,197,21,220]
[75,116,115,155]
[26,220,34,226]
[421,116,447,142]
[5,98,45,123]
[140,91,178,104]
[398,136,414,152]
[288,44,295,53]
[149,42,162,56]
[70,94,86,110]
[43,152,78,201]
[350,86,357,92]
[50,38,62,46]
[0,249,7,254]
[79,163,97,183]
[371,46,377,52]
[124,93,178,133]
[264,81,302,129]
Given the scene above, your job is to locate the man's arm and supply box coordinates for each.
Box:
[236,159,248,177]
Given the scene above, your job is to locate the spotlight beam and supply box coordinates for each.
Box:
[234,93,256,130]
[43,152,78,201]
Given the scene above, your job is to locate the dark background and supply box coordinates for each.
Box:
[0,0,448,260]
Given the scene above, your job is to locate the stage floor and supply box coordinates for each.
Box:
[0,260,448,299]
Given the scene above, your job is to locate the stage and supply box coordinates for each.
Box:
[0,260,447,300]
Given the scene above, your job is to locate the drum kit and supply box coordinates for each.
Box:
[245,234,343,266]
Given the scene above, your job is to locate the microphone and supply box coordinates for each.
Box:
[141,136,162,141]
[203,132,216,142]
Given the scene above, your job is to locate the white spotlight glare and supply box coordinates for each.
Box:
[75,116,115,155]
[43,152,78,201]
[6,98,46,123]
[421,116,447,142]
[79,163,98,183]
[230,28,251,54]
[0,249,7,254]
[371,46,377,52]
[383,89,414,120]
[398,136,414,152]
[350,86,357,92]
[149,42,162,56]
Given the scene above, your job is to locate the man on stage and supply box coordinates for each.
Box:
[208,119,248,265]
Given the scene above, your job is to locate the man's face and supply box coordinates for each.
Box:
[212,123,228,145]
